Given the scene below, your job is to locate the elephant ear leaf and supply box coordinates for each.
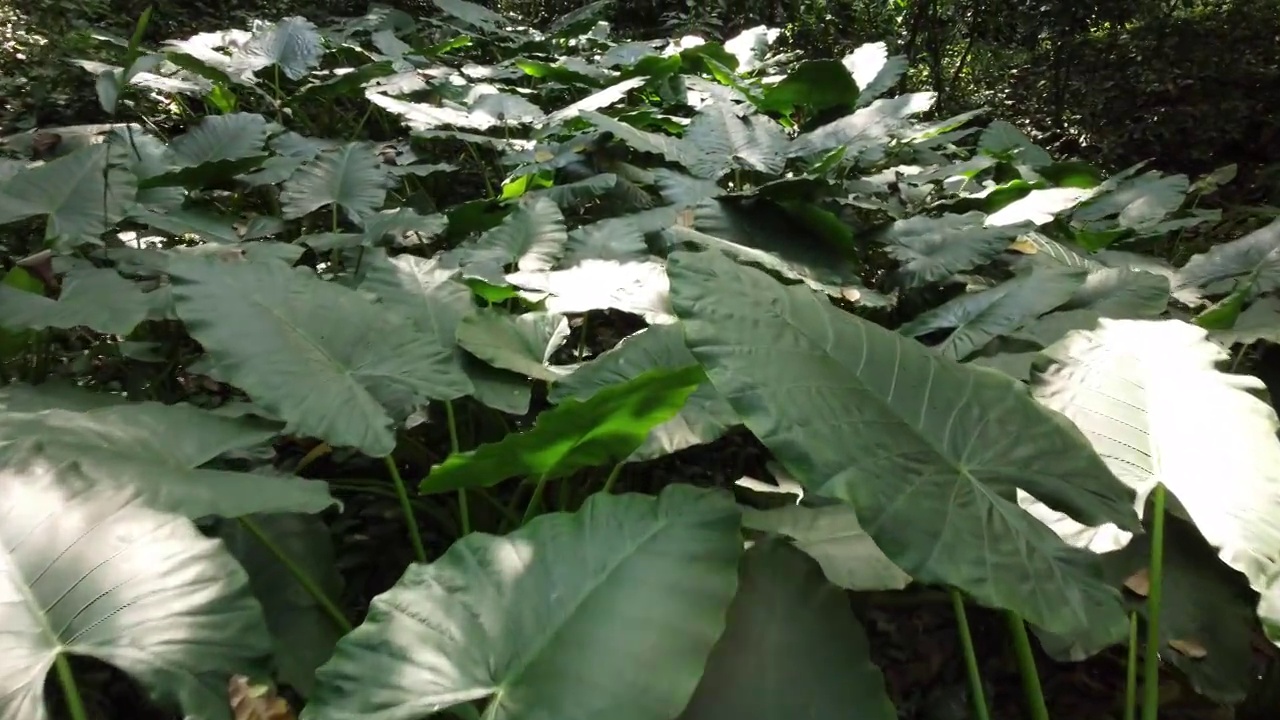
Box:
[303,485,742,720]
[1032,318,1280,654]
[168,253,473,457]
[0,458,272,720]
[668,249,1139,642]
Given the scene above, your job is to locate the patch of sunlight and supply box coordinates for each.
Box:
[0,0,49,57]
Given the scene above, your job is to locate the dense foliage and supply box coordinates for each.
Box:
[3,2,1280,719]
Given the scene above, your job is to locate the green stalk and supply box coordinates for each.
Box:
[557,475,572,510]
[238,516,352,633]
[465,142,495,196]
[1006,611,1051,720]
[53,654,89,720]
[445,400,470,535]
[383,456,428,562]
[470,485,521,526]
[1125,611,1140,720]
[601,461,624,494]
[1142,483,1169,720]
[521,472,551,525]
[327,481,458,534]
[950,588,992,720]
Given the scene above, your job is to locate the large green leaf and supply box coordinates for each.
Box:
[0,458,272,720]
[789,92,934,162]
[166,112,271,168]
[445,195,568,281]
[0,267,150,335]
[1072,171,1189,231]
[1208,295,1280,346]
[842,42,907,107]
[1101,517,1259,704]
[579,110,688,166]
[0,268,42,361]
[216,512,345,698]
[548,323,738,461]
[0,386,334,518]
[763,60,858,115]
[668,249,1138,638]
[433,0,514,34]
[898,264,1086,360]
[356,251,531,415]
[506,256,676,323]
[303,485,742,720]
[420,365,704,493]
[0,143,137,247]
[1032,319,1280,628]
[978,120,1052,168]
[280,142,393,222]
[1052,265,1171,317]
[678,541,897,720]
[682,102,788,179]
[741,503,910,591]
[168,254,473,457]
[665,198,869,302]
[455,309,571,382]
[1174,217,1280,295]
[232,16,324,80]
[872,211,1024,288]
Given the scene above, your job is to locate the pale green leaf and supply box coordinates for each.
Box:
[548,324,737,461]
[280,142,393,222]
[455,309,571,382]
[168,254,473,457]
[0,386,335,519]
[678,541,897,720]
[0,267,150,335]
[669,249,1137,639]
[742,504,910,591]
[0,458,271,720]
[0,143,137,247]
[303,485,742,720]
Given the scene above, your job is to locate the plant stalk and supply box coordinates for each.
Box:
[238,516,353,633]
[522,472,551,525]
[53,653,89,720]
[1125,611,1139,720]
[601,461,624,494]
[949,587,992,720]
[1006,610,1051,720]
[384,455,428,562]
[1142,483,1169,720]
[445,400,470,535]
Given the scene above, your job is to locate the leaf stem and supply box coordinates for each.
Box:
[950,587,992,720]
[1125,611,1139,720]
[1142,483,1169,720]
[383,456,428,562]
[445,400,470,535]
[53,653,89,720]
[238,516,352,633]
[1006,610,1051,720]
[601,461,624,494]
[521,472,551,525]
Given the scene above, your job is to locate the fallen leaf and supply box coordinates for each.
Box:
[1124,567,1151,596]
[1008,236,1039,254]
[228,675,295,720]
[1168,638,1208,659]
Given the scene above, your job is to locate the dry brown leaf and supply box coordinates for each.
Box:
[1124,567,1151,596]
[1008,236,1039,254]
[228,675,295,720]
[1168,638,1209,659]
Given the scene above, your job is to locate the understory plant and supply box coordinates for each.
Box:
[2,2,1280,719]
